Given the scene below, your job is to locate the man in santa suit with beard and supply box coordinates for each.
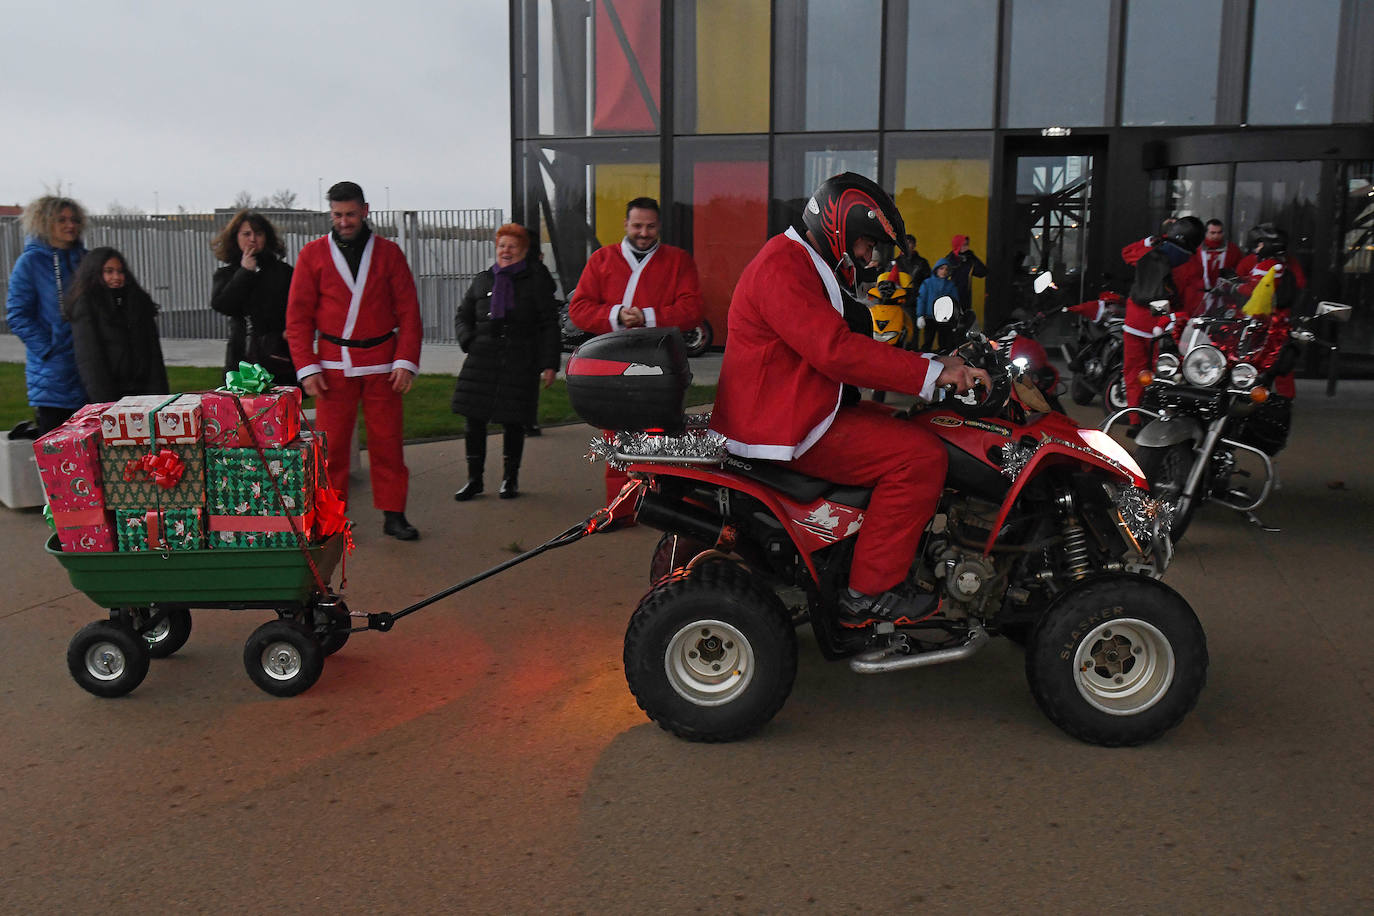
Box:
[1192,219,1244,318]
[570,197,704,503]
[286,181,423,540]
[710,173,986,629]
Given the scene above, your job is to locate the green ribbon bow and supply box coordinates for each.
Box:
[43,503,56,533]
[225,361,273,394]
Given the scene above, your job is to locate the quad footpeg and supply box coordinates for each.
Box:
[849,625,988,674]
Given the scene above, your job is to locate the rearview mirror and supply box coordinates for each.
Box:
[1032,272,1056,295]
[1315,301,1352,322]
[932,296,956,323]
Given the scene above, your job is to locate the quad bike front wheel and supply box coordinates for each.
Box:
[624,561,796,742]
[1025,574,1207,746]
[1136,441,1198,543]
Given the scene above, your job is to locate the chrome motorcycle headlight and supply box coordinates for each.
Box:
[1230,362,1259,389]
[1155,352,1180,379]
[1181,345,1227,387]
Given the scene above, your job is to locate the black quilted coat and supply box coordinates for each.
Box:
[451,261,560,424]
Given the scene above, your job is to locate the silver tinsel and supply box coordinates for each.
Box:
[1115,485,1174,541]
[586,415,726,470]
[999,443,1039,480]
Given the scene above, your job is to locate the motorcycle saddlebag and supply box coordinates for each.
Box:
[565,328,693,433]
[1233,394,1292,456]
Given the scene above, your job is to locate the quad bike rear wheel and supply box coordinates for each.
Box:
[625,561,796,742]
[1025,574,1207,746]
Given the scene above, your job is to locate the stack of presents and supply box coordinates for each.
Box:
[34,364,346,554]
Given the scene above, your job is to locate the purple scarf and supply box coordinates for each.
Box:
[490,259,526,320]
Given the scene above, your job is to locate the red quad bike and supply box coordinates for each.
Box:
[569,319,1207,748]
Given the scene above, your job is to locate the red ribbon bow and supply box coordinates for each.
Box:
[123,449,185,490]
[313,486,349,536]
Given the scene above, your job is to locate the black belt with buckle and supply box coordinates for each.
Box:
[321,329,397,348]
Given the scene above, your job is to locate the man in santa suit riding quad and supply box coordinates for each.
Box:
[709,173,987,629]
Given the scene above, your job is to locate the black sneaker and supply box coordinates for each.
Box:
[382,511,419,541]
[837,585,939,629]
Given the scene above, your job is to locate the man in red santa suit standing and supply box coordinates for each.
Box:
[1119,216,1204,430]
[1192,218,1244,318]
[710,173,987,628]
[570,197,704,504]
[286,181,423,540]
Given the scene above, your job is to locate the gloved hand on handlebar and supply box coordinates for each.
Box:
[933,354,990,396]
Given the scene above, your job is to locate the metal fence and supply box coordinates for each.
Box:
[0,208,503,344]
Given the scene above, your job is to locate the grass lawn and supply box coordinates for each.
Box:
[0,362,716,443]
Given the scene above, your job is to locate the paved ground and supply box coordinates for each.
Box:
[2,343,1372,912]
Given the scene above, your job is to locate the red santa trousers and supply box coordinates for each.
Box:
[314,370,408,511]
[786,401,948,595]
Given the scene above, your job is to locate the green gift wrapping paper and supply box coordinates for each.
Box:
[116,508,203,552]
[99,444,206,509]
[206,436,320,515]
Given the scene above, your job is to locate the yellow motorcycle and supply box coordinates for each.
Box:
[867,267,917,348]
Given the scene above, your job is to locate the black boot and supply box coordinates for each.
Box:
[499,463,519,499]
[454,455,485,501]
[499,425,523,499]
[382,511,419,540]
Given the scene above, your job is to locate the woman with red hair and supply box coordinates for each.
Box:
[451,224,560,500]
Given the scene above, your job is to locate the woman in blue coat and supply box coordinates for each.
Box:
[5,196,89,432]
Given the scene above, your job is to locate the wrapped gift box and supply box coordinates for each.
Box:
[100,394,203,446]
[116,507,203,552]
[54,512,117,552]
[201,387,302,448]
[205,433,321,549]
[34,411,108,513]
[100,444,206,509]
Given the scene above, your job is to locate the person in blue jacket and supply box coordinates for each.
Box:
[5,196,89,432]
[914,256,960,351]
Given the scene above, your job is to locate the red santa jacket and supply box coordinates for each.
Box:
[569,240,703,334]
[1193,240,1243,316]
[1236,254,1306,304]
[1121,236,1202,340]
[710,228,939,460]
[286,232,423,379]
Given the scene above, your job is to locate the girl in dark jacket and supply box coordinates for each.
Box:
[451,224,560,500]
[210,210,296,386]
[63,247,169,402]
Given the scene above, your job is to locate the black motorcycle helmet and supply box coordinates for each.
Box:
[802,172,910,275]
[1164,215,1205,254]
[1252,222,1288,257]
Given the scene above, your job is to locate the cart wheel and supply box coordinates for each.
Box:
[68,621,150,698]
[243,620,324,697]
[140,607,192,659]
[313,602,351,656]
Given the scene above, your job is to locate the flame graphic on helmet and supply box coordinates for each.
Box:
[820,189,894,263]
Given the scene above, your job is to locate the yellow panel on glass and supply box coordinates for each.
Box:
[893,158,991,321]
[695,0,769,133]
[593,163,661,249]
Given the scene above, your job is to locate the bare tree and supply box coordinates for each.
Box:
[270,189,299,209]
[107,200,147,217]
[231,190,256,210]
[43,178,72,197]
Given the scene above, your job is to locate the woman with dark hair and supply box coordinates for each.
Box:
[64,247,169,401]
[451,223,560,500]
[5,195,89,432]
[210,209,296,385]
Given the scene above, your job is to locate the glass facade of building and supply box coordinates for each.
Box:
[511,0,1374,357]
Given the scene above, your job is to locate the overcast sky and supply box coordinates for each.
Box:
[2,0,511,215]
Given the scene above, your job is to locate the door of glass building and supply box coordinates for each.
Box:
[999,137,1109,321]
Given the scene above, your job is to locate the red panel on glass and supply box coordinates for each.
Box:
[692,161,769,347]
[593,0,660,132]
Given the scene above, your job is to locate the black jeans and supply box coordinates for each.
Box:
[464,420,525,471]
[36,406,79,435]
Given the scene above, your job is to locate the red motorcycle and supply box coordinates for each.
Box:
[569,314,1206,748]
